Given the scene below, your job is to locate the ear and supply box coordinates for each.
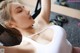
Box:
[5,21,17,28]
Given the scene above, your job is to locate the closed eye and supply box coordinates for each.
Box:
[17,8,23,13]
[16,6,24,13]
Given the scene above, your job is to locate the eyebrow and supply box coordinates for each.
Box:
[14,6,22,13]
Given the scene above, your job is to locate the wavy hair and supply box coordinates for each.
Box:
[0,0,18,28]
[0,0,22,46]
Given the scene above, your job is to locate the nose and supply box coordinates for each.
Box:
[25,7,30,15]
[27,10,30,15]
[26,9,30,15]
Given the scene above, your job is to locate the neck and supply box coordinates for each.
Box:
[16,26,35,37]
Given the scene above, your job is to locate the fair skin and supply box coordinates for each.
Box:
[0,0,52,53]
[0,1,79,53]
[10,0,53,46]
[9,0,52,43]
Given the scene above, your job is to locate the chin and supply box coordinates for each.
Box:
[29,21,35,27]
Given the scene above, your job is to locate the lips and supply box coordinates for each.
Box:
[29,16,32,19]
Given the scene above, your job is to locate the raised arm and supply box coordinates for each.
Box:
[34,0,51,26]
[40,0,51,23]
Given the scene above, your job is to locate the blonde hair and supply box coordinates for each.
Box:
[0,0,22,45]
[0,0,18,28]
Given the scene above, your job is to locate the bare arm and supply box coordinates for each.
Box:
[34,0,51,26]
[40,0,51,23]
[0,46,18,53]
[0,45,34,53]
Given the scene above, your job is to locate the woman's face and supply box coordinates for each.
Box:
[10,2,34,29]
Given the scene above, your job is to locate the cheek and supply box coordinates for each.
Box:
[12,14,34,28]
[11,9,34,27]
[13,13,29,22]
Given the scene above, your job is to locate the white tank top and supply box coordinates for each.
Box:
[21,25,72,53]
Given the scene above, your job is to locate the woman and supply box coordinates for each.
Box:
[0,0,79,53]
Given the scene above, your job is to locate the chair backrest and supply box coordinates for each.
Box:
[0,24,5,35]
[0,24,22,46]
[0,31,22,46]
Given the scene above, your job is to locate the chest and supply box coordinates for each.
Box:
[33,27,54,45]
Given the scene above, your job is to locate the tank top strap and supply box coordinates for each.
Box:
[21,25,53,46]
[28,26,50,38]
